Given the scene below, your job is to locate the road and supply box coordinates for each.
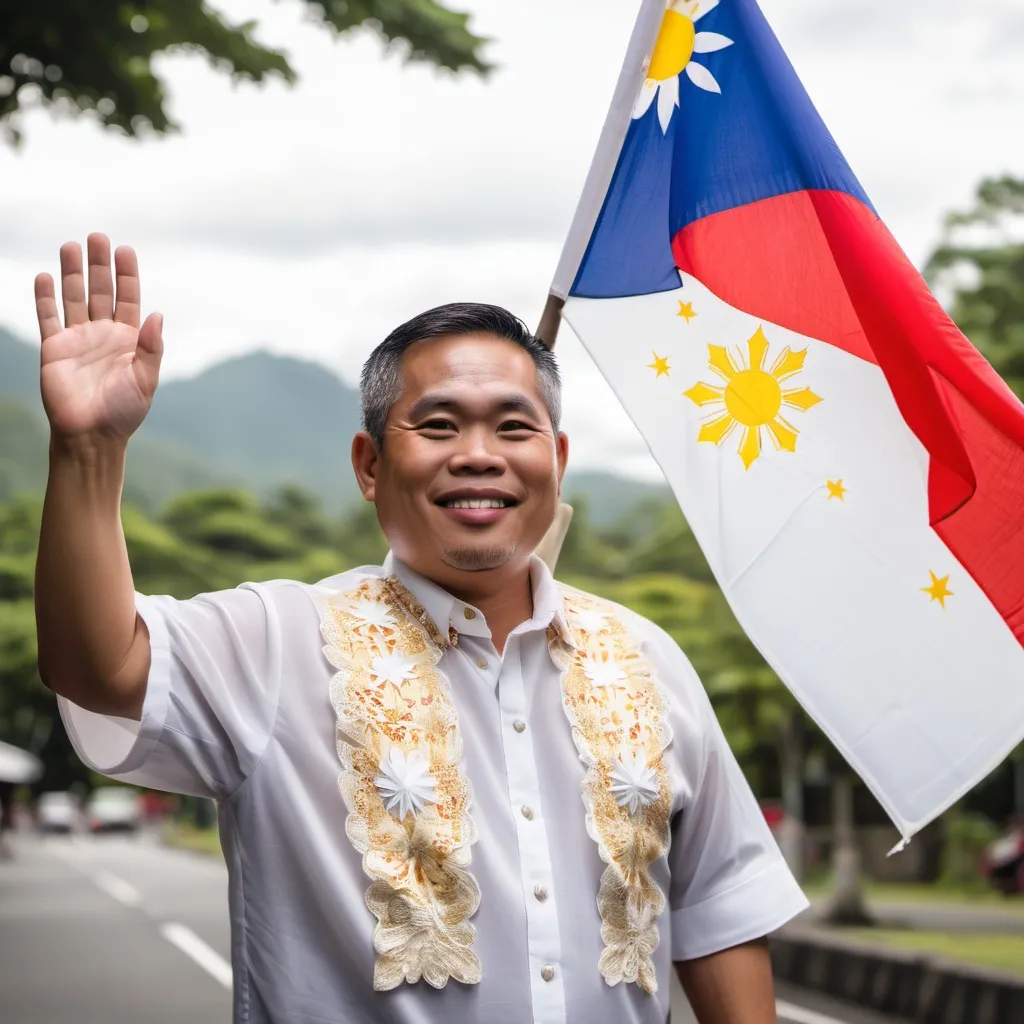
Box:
[0,833,904,1024]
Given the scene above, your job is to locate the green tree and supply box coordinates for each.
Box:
[550,497,623,579]
[0,402,48,501]
[621,500,715,584]
[0,0,491,145]
[925,175,1024,399]
[162,488,299,561]
[333,499,389,568]
[264,485,332,548]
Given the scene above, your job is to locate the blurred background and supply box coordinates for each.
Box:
[1,1,1023,1022]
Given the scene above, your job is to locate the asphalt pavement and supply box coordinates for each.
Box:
[0,832,906,1024]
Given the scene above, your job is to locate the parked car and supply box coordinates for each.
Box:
[981,825,1024,894]
[86,787,141,834]
[36,791,80,834]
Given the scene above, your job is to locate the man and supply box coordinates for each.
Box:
[34,234,808,1024]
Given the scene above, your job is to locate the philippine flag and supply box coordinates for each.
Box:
[551,0,1024,840]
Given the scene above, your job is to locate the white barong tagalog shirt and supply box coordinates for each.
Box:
[60,555,808,1024]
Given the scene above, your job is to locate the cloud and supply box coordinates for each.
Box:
[766,0,1016,48]
[126,162,575,253]
[985,10,1024,54]
[1,0,1023,484]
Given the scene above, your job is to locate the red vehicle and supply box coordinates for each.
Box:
[982,825,1024,895]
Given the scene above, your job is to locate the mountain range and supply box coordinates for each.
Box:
[0,327,668,521]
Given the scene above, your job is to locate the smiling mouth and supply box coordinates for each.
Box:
[439,498,516,509]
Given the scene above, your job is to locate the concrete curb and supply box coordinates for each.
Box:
[771,928,1024,1024]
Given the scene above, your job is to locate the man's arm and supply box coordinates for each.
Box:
[34,234,164,720]
[675,937,777,1023]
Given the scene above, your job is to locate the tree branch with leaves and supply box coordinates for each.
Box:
[0,0,491,145]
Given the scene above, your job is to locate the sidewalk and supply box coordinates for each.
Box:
[796,885,1024,979]
[771,925,1024,1024]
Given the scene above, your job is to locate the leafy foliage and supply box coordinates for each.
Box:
[925,175,1024,398]
[0,0,490,145]
[0,480,801,793]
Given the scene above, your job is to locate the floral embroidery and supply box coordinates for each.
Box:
[320,577,481,990]
[551,586,673,995]
[375,747,438,820]
[609,752,660,815]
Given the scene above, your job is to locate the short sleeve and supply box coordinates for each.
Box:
[665,655,809,960]
[58,584,283,800]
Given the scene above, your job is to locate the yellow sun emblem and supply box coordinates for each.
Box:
[684,326,823,469]
[634,0,734,133]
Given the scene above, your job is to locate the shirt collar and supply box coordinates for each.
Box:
[382,552,573,646]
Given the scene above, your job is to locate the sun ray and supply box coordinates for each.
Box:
[707,345,739,382]
[765,416,798,453]
[631,0,731,131]
[698,411,737,445]
[685,330,822,468]
[738,425,761,469]
[685,62,721,93]
[746,326,770,371]
[769,346,807,382]
[693,31,734,53]
[633,78,658,119]
[656,74,680,133]
[783,386,823,411]
[683,381,723,406]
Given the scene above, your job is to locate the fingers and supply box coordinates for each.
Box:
[133,311,164,397]
[59,242,88,328]
[113,245,141,328]
[34,273,62,342]
[87,233,115,322]
[48,235,142,331]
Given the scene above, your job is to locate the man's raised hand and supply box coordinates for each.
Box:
[35,233,163,447]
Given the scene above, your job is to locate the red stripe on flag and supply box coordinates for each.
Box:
[672,189,1024,643]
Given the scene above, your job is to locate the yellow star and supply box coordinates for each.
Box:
[921,571,954,609]
[647,351,671,378]
[826,479,847,501]
[677,300,697,323]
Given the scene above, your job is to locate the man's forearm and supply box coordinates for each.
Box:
[676,937,777,1023]
[35,438,149,719]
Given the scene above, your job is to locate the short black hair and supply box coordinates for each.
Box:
[360,302,562,448]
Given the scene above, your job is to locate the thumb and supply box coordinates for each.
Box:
[134,312,164,398]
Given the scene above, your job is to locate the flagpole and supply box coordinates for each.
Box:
[535,294,565,349]
[534,0,664,569]
[536,294,572,570]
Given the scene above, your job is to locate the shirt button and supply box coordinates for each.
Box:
[476,657,488,670]
[534,884,548,902]
[520,804,534,820]
[463,608,476,620]
[512,719,526,733]
[541,965,555,982]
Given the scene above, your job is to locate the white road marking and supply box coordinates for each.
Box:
[777,999,849,1024]
[160,922,233,990]
[60,841,844,1021]
[92,871,142,907]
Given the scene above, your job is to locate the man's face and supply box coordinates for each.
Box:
[352,333,568,587]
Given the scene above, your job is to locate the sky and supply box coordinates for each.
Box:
[0,0,1022,482]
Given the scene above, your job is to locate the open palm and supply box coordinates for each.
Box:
[35,234,163,443]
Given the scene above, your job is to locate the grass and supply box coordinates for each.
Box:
[803,877,1024,913]
[163,822,222,858]
[844,929,1024,977]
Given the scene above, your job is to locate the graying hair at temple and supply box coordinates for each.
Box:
[359,302,562,449]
